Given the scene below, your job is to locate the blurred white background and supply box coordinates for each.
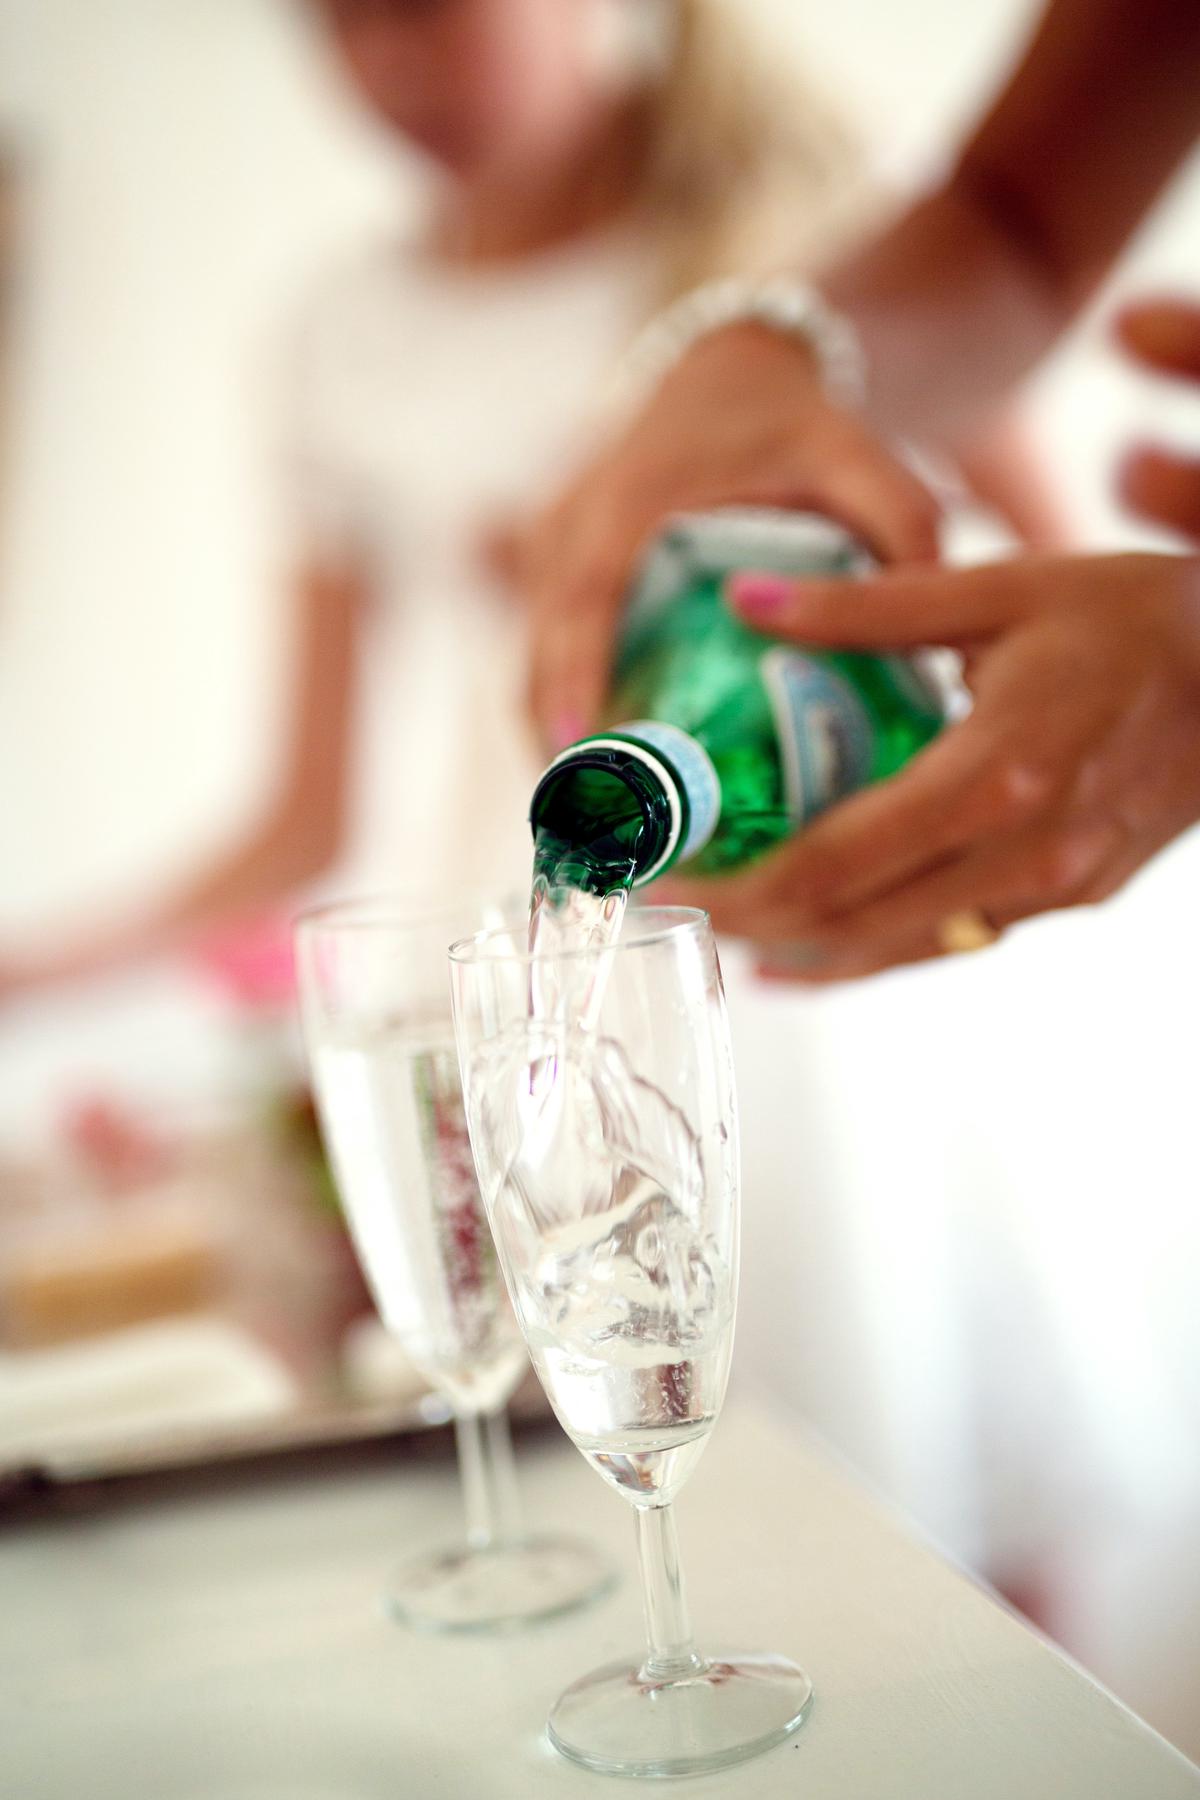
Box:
[1,0,1198,1758]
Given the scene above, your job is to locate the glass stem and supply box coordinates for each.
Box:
[455,1405,522,1551]
[635,1503,705,1682]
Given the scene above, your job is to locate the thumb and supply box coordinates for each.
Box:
[726,559,1037,648]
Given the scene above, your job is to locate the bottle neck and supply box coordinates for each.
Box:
[530,724,718,891]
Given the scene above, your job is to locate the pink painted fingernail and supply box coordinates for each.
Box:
[550,710,586,752]
[727,572,793,619]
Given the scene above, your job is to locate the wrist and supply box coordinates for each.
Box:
[659,318,826,408]
[615,275,867,419]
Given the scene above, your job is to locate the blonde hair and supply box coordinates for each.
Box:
[634,0,881,303]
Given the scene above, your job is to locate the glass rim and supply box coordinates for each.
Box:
[294,887,521,941]
[448,905,712,969]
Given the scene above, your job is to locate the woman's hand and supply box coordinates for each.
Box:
[520,322,941,750]
[1115,297,1200,539]
[663,552,1200,982]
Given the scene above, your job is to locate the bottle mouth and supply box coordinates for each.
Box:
[530,739,682,890]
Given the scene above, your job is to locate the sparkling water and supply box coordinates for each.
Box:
[525,1174,730,1504]
[310,1025,527,1417]
[527,825,631,1031]
[469,928,733,1507]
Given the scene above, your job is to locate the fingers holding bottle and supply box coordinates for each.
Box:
[521,317,941,753]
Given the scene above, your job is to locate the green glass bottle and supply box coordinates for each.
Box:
[530,509,945,898]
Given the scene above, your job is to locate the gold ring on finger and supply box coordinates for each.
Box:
[936,908,1001,955]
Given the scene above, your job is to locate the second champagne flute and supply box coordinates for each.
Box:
[450,906,813,1775]
[295,895,612,1632]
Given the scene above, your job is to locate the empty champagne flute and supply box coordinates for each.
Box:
[295,896,612,1632]
[449,905,812,1776]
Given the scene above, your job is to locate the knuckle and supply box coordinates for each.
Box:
[1034,829,1108,899]
[1038,845,1083,898]
[952,757,1048,834]
[1075,863,1127,908]
[1072,879,1111,909]
[1036,842,1079,900]
[989,758,1055,822]
[1070,752,1111,812]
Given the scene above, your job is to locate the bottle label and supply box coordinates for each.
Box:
[617,720,720,870]
[760,649,873,824]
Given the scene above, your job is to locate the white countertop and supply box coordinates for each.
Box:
[2,1395,1197,1800]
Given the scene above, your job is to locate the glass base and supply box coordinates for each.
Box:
[384,1535,614,1633]
[547,1652,813,1779]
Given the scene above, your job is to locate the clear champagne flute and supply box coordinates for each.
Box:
[295,896,612,1632]
[449,905,812,1775]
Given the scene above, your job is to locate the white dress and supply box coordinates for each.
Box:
[282,228,654,902]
